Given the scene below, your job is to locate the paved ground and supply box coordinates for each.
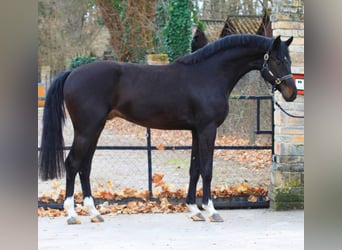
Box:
[38,209,303,250]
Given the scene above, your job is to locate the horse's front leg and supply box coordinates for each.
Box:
[186,131,205,221]
[198,123,224,222]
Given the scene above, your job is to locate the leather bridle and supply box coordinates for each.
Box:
[261,51,293,90]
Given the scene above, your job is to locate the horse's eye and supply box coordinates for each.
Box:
[284,56,291,64]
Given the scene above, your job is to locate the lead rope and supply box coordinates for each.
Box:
[262,52,304,119]
[274,101,304,119]
[264,79,304,119]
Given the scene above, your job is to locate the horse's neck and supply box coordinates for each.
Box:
[217,47,266,93]
[225,47,264,72]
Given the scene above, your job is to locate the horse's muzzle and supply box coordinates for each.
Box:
[280,78,297,102]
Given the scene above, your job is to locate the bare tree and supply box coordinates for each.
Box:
[38,0,102,74]
[96,0,158,62]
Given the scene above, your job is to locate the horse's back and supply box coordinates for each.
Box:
[64,61,121,97]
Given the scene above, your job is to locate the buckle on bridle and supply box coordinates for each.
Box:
[262,51,293,87]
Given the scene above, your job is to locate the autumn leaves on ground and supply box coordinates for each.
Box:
[38,119,271,218]
[38,172,268,218]
[107,118,272,170]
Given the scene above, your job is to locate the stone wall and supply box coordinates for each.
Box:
[269,0,304,210]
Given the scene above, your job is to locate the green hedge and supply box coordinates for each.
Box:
[70,56,97,69]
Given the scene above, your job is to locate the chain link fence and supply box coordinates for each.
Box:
[38,78,273,197]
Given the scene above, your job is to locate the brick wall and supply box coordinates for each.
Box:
[269,0,304,210]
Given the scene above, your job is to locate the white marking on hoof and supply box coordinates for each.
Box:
[84,197,100,216]
[64,196,80,224]
[187,204,205,221]
[202,200,217,216]
[203,200,224,222]
[84,197,104,223]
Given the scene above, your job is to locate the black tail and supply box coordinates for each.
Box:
[39,70,72,181]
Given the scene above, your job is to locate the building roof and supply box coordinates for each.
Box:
[202,14,272,42]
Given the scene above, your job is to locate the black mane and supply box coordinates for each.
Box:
[176,34,273,65]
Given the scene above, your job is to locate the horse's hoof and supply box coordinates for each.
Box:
[91,215,104,223]
[67,216,81,225]
[208,213,224,222]
[190,212,206,221]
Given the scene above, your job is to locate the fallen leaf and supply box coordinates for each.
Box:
[152,172,164,183]
[106,180,114,191]
[52,181,61,190]
[248,195,258,202]
[38,176,269,218]
[156,144,165,150]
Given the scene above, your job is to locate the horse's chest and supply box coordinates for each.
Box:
[191,96,228,126]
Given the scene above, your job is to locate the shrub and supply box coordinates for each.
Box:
[69,56,97,69]
[163,0,192,62]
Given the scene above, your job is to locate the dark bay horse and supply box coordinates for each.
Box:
[39,34,296,224]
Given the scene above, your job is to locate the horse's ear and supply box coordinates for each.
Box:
[272,36,281,50]
[285,36,293,46]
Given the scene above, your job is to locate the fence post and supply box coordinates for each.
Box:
[146,128,153,199]
[145,54,169,199]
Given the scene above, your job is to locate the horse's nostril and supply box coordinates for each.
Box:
[287,91,297,102]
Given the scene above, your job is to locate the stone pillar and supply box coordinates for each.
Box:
[146,54,169,65]
[269,0,304,210]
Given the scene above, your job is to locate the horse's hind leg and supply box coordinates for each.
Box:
[64,146,82,225]
[78,136,104,223]
[64,118,106,224]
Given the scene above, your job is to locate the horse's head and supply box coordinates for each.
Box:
[261,36,297,102]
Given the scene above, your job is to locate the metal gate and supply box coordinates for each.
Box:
[40,95,273,195]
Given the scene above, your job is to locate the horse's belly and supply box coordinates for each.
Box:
[108,105,194,130]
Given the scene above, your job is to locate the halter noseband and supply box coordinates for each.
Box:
[261,51,293,88]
